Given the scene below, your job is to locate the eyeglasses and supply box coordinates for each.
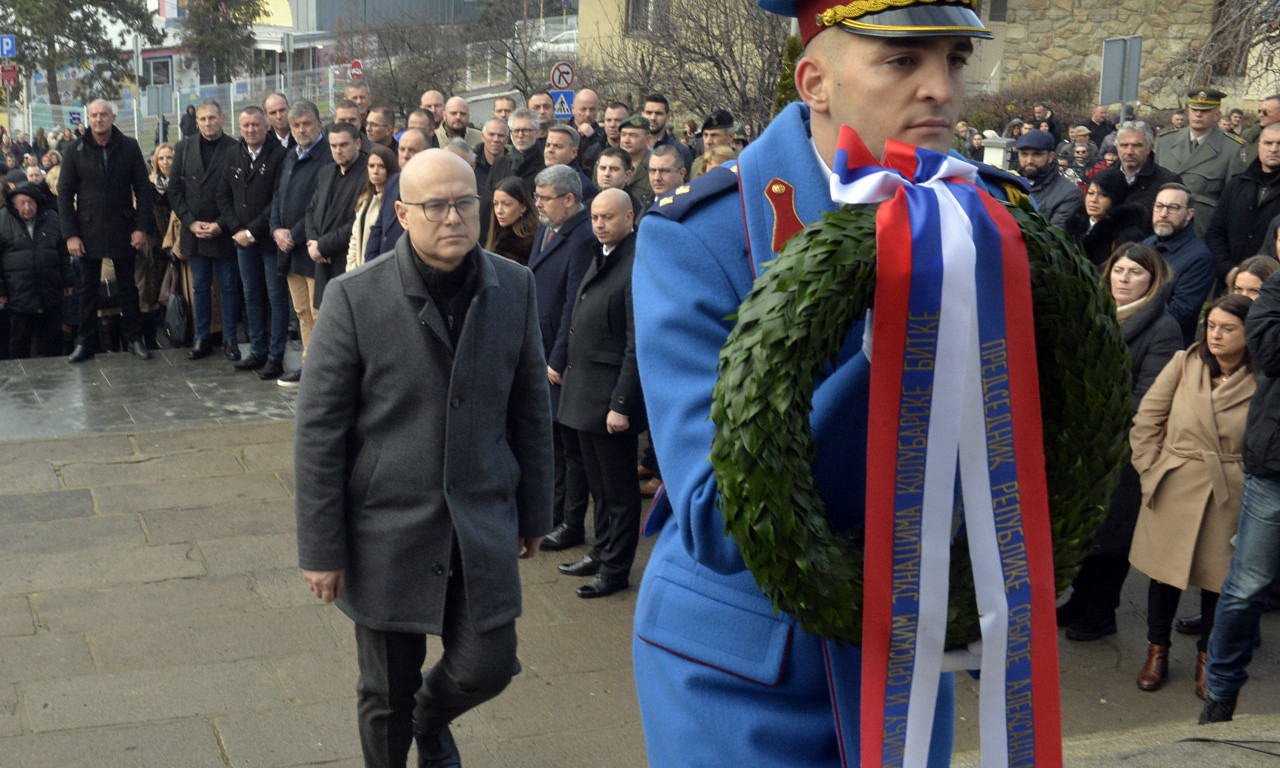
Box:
[510,127,535,135]
[404,195,482,222]
[534,192,567,203]
[1152,203,1185,213]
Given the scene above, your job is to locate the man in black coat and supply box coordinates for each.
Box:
[57,98,154,363]
[527,164,595,553]
[1205,122,1280,281]
[269,101,333,385]
[489,108,545,192]
[169,99,241,361]
[217,104,287,376]
[306,122,368,309]
[1116,122,1183,236]
[556,188,645,598]
[295,149,552,766]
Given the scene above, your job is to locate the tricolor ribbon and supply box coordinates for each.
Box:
[830,127,1062,768]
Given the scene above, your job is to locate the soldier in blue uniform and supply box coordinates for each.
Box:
[631,0,1030,765]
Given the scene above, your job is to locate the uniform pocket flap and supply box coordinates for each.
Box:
[635,573,791,685]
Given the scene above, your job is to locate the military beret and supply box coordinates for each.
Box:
[702,109,734,132]
[1014,130,1055,152]
[758,0,991,45]
[620,114,651,132]
[1187,88,1227,110]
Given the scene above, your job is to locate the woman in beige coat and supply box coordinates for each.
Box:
[1129,293,1257,698]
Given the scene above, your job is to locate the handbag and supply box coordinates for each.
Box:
[163,255,191,347]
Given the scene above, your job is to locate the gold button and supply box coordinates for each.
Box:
[771,183,785,194]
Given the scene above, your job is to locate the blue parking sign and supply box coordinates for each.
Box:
[0,35,15,59]
[551,90,574,120]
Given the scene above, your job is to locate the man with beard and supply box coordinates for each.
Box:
[490,108,545,190]
[1144,183,1215,344]
[1015,129,1083,228]
[642,93,692,170]
[436,96,482,148]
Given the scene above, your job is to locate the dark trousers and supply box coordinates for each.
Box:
[77,255,140,346]
[553,421,590,530]
[189,254,241,341]
[1148,579,1219,651]
[353,567,518,767]
[578,428,641,579]
[237,246,290,358]
[8,309,62,358]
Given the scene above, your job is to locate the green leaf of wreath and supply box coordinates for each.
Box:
[710,199,1131,645]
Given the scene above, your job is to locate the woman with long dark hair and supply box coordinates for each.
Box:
[347,144,398,272]
[484,176,538,265]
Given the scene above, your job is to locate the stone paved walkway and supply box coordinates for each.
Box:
[2,350,1280,766]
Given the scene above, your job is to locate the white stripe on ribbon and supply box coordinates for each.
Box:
[832,159,1013,768]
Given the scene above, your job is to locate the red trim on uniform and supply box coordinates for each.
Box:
[765,178,806,253]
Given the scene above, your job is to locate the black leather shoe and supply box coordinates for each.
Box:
[187,338,212,360]
[67,345,95,364]
[415,725,462,767]
[223,339,242,361]
[1175,614,1202,635]
[541,522,585,551]
[557,554,600,577]
[258,357,284,380]
[235,353,267,371]
[577,573,629,599]
[127,339,152,360]
[1199,695,1236,724]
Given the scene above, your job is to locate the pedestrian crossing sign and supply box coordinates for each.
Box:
[551,89,574,120]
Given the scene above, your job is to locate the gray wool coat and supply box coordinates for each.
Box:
[294,238,554,634]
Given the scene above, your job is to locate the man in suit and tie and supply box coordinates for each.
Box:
[1155,88,1247,239]
[527,164,595,554]
[556,188,645,598]
[295,148,553,767]
[168,98,241,361]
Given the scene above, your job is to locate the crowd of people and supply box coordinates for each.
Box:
[990,87,1280,725]
[8,51,1280,760]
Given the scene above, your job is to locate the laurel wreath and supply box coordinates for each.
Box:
[709,197,1131,646]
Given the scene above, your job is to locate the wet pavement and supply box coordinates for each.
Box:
[1,347,1280,766]
[0,343,302,441]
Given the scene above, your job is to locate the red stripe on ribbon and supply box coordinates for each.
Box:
[978,193,1064,768]
[862,189,916,768]
[881,141,921,181]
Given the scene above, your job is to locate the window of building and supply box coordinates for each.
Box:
[627,0,671,35]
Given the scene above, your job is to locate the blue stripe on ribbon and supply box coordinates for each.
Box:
[960,182,1038,768]
[881,185,945,766]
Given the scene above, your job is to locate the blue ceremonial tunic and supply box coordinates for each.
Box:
[631,102,1027,767]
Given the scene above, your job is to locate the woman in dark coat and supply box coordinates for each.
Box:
[1064,167,1148,266]
[0,182,73,357]
[484,176,538,265]
[1059,242,1184,641]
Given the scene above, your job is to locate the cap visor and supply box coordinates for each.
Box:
[838,5,993,38]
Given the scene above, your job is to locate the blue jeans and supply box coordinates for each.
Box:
[237,246,289,358]
[1206,472,1280,701]
[189,254,241,341]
